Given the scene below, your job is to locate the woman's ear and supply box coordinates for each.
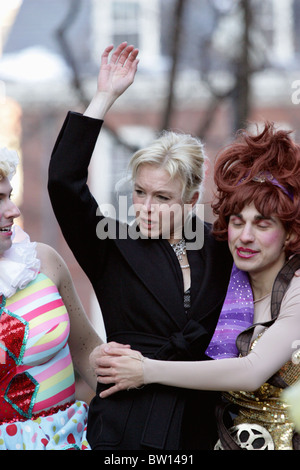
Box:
[189,191,199,209]
[284,230,297,252]
[286,231,297,243]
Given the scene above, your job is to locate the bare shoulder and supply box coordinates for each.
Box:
[36,242,65,267]
[36,242,69,287]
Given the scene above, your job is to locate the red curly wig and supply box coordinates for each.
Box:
[212,122,300,256]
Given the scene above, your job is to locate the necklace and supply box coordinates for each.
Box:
[253,292,271,303]
[170,238,190,269]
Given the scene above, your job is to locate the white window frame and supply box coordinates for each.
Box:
[91,0,160,64]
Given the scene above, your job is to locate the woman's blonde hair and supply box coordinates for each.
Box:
[128,130,206,203]
[0,147,19,180]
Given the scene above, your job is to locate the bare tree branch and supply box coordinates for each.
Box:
[55,0,138,153]
[55,0,88,105]
[160,0,187,131]
[231,0,252,131]
[197,0,261,137]
[197,86,234,139]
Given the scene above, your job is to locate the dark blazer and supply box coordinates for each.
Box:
[48,112,233,450]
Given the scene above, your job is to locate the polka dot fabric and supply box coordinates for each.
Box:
[0,401,90,450]
[205,264,254,359]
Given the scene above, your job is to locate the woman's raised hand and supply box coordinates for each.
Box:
[85,42,139,119]
[97,42,139,96]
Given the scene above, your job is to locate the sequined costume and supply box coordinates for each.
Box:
[221,336,300,450]
[0,228,89,450]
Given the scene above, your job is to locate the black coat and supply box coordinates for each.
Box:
[48,112,233,450]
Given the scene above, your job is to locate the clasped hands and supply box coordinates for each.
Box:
[89,342,145,398]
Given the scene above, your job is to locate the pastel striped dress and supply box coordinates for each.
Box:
[0,272,90,450]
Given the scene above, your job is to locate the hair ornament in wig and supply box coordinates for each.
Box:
[0,147,19,180]
[240,171,294,201]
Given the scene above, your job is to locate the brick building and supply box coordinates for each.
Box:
[1,0,300,339]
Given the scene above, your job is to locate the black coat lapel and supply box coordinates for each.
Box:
[114,232,186,329]
[112,218,232,330]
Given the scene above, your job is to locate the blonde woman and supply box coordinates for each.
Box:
[48,43,233,450]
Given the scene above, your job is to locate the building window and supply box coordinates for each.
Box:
[91,0,160,67]
[112,1,140,48]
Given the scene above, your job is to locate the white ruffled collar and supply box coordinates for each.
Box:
[0,225,40,298]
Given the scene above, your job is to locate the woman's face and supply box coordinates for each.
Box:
[228,202,289,277]
[0,177,20,256]
[132,164,191,242]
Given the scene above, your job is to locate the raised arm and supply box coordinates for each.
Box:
[48,43,139,280]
